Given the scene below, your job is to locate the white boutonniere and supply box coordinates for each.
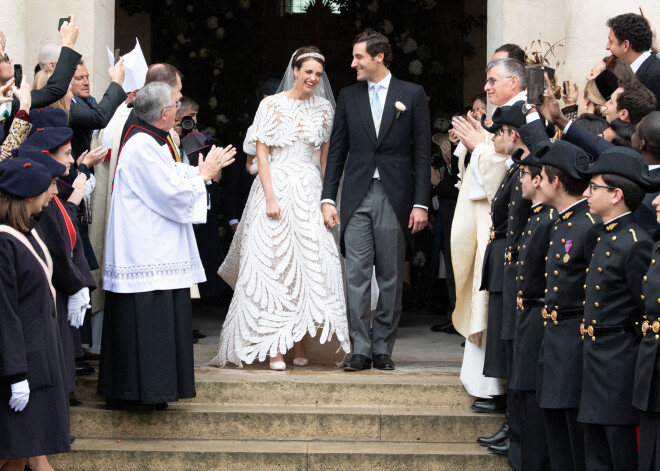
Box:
[394,101,407,119]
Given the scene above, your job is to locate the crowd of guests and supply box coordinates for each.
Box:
[2,8,660,471]
[422,12,660,471]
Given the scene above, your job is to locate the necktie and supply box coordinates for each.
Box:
[371,83,382,121]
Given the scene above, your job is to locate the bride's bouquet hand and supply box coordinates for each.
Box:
[266,197,282,220]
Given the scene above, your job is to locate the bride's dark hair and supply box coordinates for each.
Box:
[291,46,325,70]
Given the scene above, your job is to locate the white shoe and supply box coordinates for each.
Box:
[269,361,286,371]
[293,358,309,367]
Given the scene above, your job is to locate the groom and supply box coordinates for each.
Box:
[322,31,431,371]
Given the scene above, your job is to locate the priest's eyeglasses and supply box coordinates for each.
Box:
[485,76,512,86]
[587,183,616,193]
[165,101,182,111]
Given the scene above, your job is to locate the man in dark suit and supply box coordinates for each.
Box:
[632,112,660,240]
[606,13,660,110]
[321,31,431,372]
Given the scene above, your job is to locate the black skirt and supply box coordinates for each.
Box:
[97,289,196,404]
[640,411,660,471]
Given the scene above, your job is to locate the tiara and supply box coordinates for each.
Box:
[296,52,325,62]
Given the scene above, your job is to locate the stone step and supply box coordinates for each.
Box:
[75,370,473,407]
[70,403,503,443]
[50,438,510,471]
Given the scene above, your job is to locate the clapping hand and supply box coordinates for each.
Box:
[78,146,107,168]
[452,116,484,153]
[198,144,236,182]
[68,174,87,206]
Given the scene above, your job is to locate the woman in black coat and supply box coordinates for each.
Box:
[0,158,70,469]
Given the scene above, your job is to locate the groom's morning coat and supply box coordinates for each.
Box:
[322,75,431,254]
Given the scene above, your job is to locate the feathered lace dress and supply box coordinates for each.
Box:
[210,93,350,367]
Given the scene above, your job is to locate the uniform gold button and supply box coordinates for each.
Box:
[586,268,590,273]
[568,222,572,228]
[520,276,524,281]
[583,284,586,289]
[523,245,526,249]
[544,289,548,294]
[510,216,514,220]
[597,237,601,242]
[594,302,599,308]
[562,239,565,243]
[520,261,524,266]
[596,286,600,291]
[653,259,656,265]
[512,201,516,206]
[598,267,603,272]
[644,276,648,282]
[550,241,553,246]
[544,321,548,326]
[582,300,586,306]
[556,254,560,259]
[606,252,610,257]
[536,217,540,222]
[641,295,645,300]
[554,270,558,276]
[515,187,519,191]
[545,273,548,278]
[612,236,616,241]
[553,287,558,292]
[545,257,548,262]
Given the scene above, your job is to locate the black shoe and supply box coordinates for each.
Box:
[471,396,507,413]
[106,398,155,411]
[154,402,168,411]
[431,321,451,332]
[69,398,82,407]
[487,438,509,455]
[344,354,372,371]
[477,421,509,447]
[75,361,95,376]
[373,354,395,370]
[192,330,206,339]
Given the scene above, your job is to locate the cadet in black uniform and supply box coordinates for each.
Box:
[0,158,71,468]
[578,147,655,471]
[635,189,660,471]
[478,103,532,465]
[535,139,600,471]
[509,146,553,471]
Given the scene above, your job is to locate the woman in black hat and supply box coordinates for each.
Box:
[0,158,71,470]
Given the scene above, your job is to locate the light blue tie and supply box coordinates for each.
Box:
[371,83,382,121]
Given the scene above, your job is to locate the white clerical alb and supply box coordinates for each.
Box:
[103,133,208,294]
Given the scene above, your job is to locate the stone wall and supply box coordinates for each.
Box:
[0,0,115,98]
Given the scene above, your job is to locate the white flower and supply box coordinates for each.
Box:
[408,59,423,75]
[176,34,191,45]
[216,27,226,39]
[206,16,218,29]
[381,19,394,34]
[395,101,407,112]
[216,114,229,124]
[367,0,379,13]
[208,97,218,109]
[402,37,418,54]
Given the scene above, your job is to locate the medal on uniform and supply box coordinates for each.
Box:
[563,240,572,263]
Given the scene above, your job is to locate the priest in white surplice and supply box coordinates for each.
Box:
[97,82,235,410]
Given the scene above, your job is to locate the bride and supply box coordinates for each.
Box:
[210,46,350,370]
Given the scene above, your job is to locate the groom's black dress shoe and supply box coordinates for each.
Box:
[477,421,509,447]
[344,354,372,371]
[373,354,395,370]
[471,395,507,413]
[487,437,510,455]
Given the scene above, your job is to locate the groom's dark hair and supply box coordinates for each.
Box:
[353,31,393,68]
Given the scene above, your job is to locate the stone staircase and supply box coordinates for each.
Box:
[50,369,509,470]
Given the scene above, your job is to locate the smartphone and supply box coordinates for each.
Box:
[114,48,120,64]
[562,81,570,96]
[13,64,22,87]
[58,16,71,31]
[526,67,546,105]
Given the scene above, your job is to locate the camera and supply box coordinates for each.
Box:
[431,153,444,170]
[180,116,196,134]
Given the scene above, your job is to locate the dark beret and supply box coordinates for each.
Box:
[28,107,68,132]
[0,158,52,197]
[14,146,66,178]
[23,126,73,152]
[482,100,528,133]
[527,140,592,180]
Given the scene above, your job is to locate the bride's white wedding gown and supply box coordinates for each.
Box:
[210,93,350,367]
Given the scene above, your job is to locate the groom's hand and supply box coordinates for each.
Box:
[409,207,428,234]
[322,203,340,229]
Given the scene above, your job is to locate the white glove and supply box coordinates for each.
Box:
[9,380,29,412]
[68,288,90,328]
